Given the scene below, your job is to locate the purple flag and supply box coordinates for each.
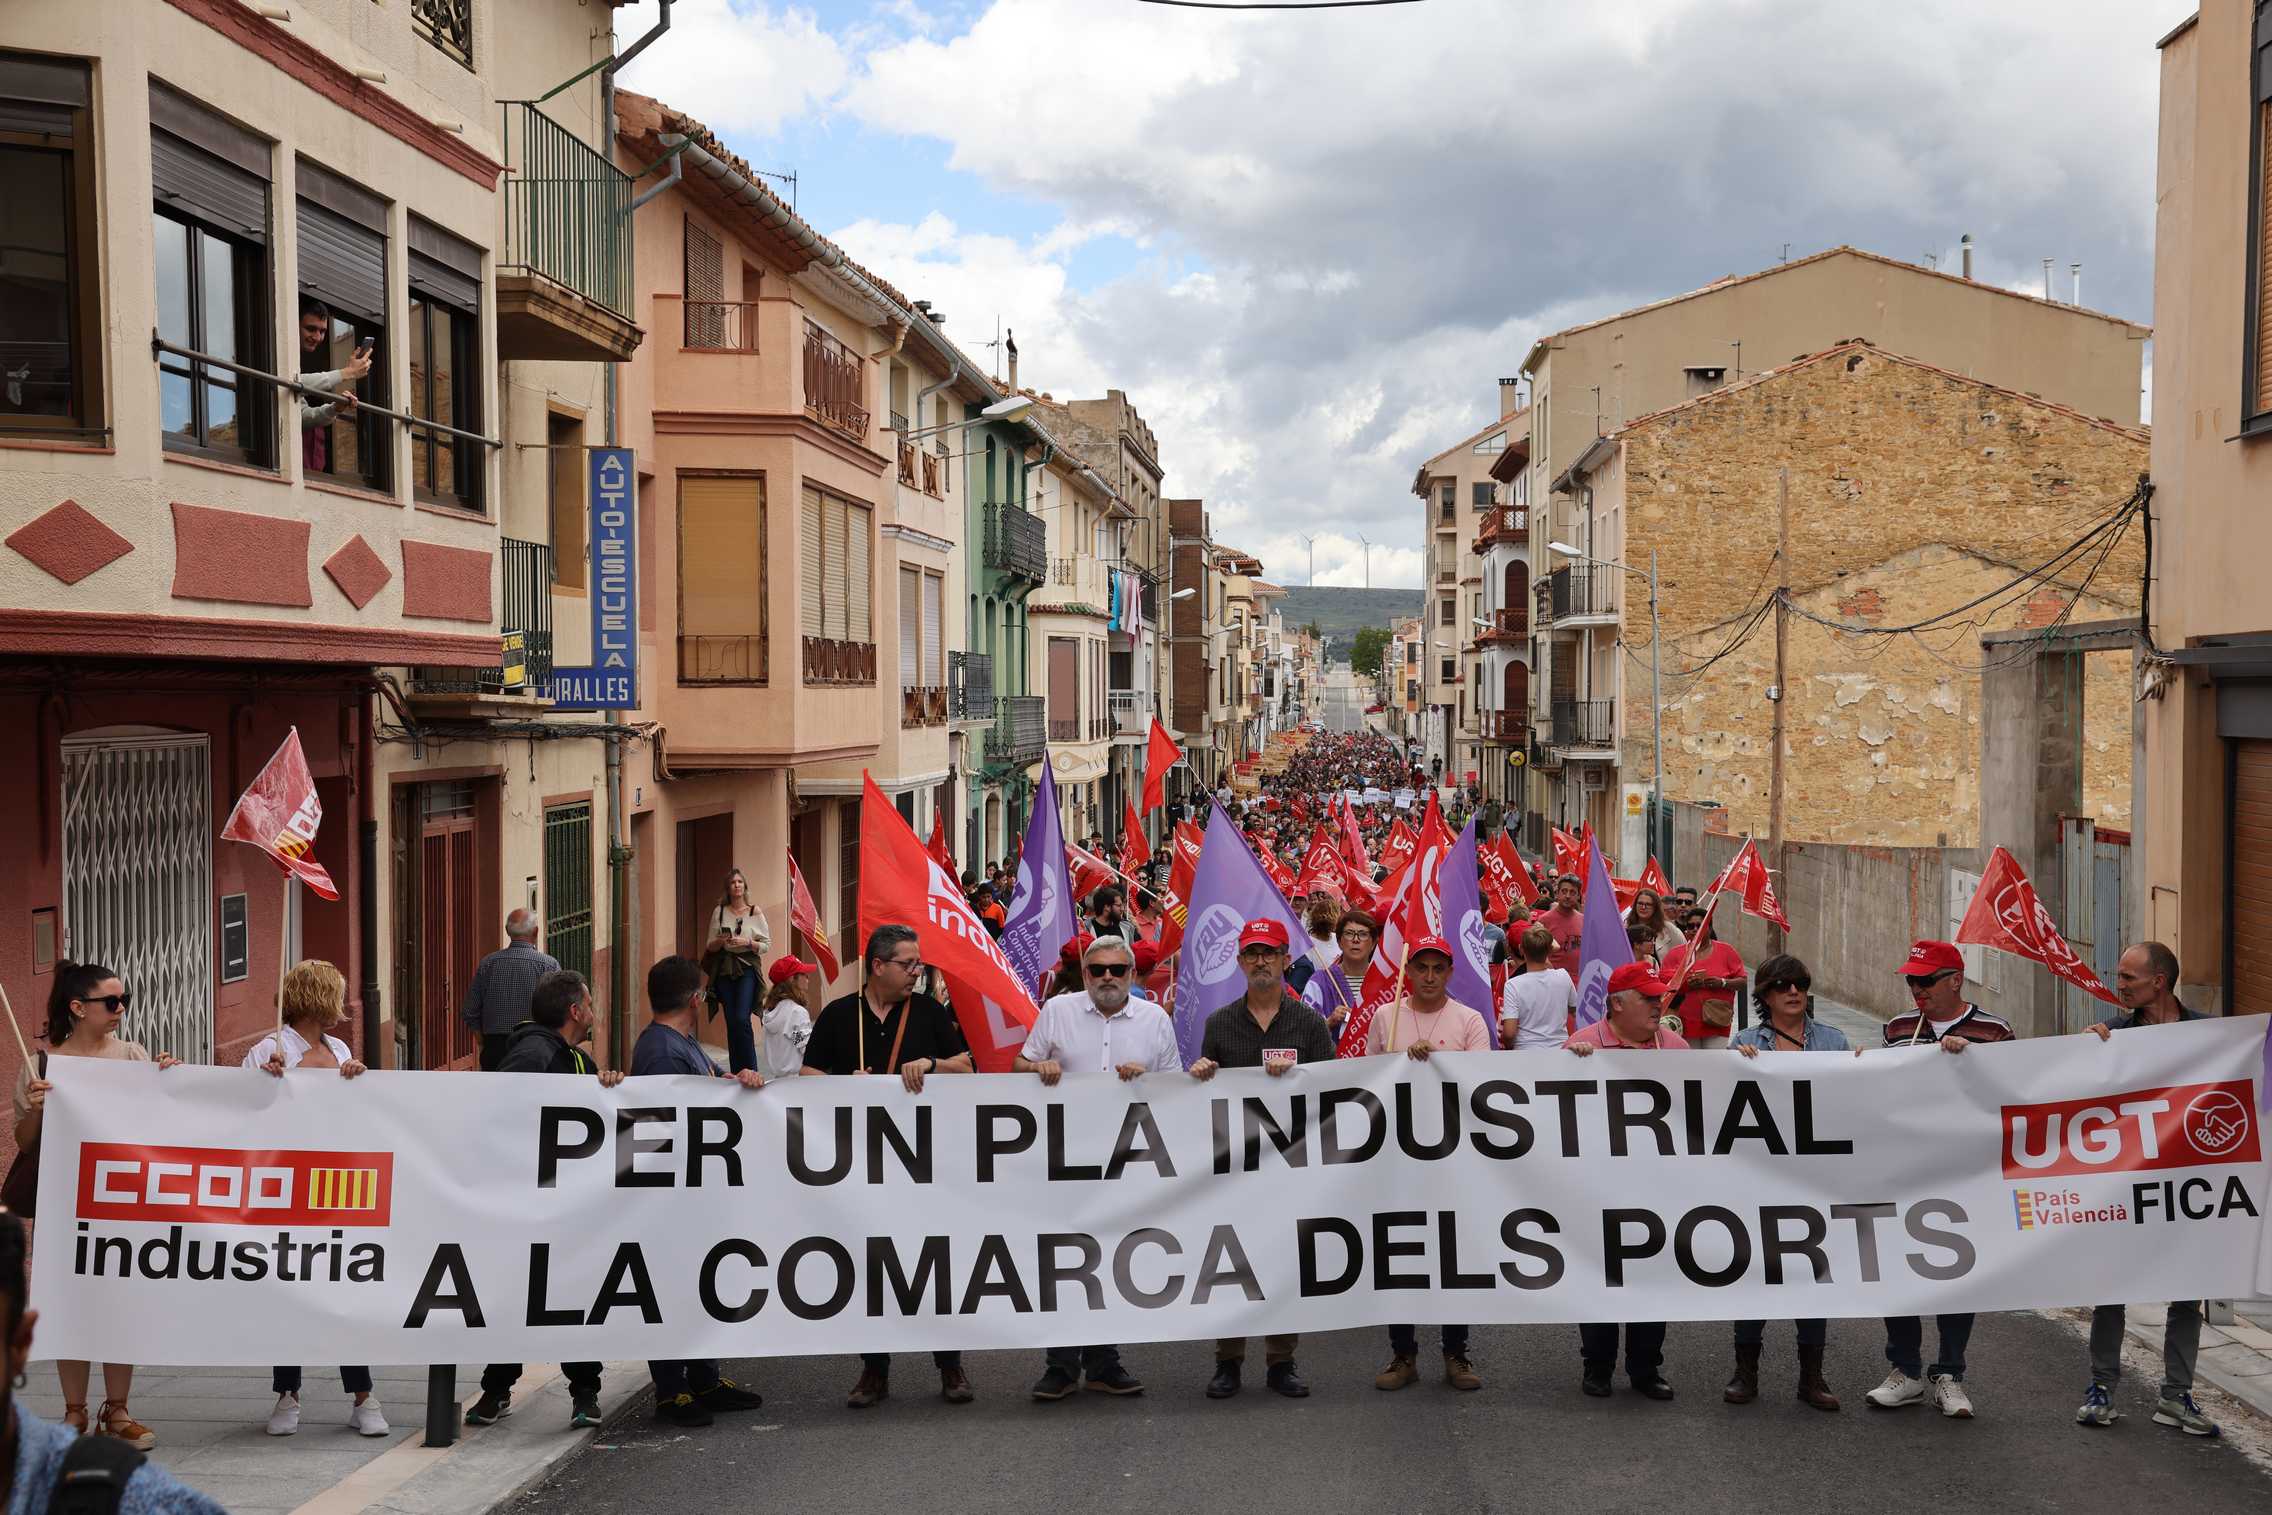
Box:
[1174,798,1319,1061]
[1572,831,1634,1029]
[1000,763,1076,997]
[1437,819,1501,1048]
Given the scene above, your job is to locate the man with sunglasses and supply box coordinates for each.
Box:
[1866,939,2010,1419]
[804,923,976,1409]
[1016,935,1181,1402]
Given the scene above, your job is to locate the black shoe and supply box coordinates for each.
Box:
[1266,1362,1311,1399]
[699,1379,763,1413]
[569,1396,602,1429]
[1206,1361,1242,1399]
[1581,1366,1613,1398]
[657,1393,714,1427]
[1085,1365,1145,1396]
[1030,1366,1079,1401]
[1631,1375,1676,1401]
[464,1392,511,1426]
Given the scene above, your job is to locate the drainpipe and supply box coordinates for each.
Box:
[914,357,961,438]
[357,696,379,1066]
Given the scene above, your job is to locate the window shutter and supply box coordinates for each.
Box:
[847,502,872,643]
[800,485,825,639]
[297,198,386,324]
[2260,100,2272,414]
[152,129,268,239]
[923,572,944,684]
[822,495,848,641]
[899,565,921,685]
[408,217,481,313]
[684,217,723,346]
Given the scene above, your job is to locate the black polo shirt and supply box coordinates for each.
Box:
[806,990,969,1075]
[1199,993,1339,1068]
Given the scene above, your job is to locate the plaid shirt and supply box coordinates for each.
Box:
[461,940,560,1034]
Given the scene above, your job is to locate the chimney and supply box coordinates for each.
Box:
[2071,262,2082,305]
[1005,329,1018,392]
[1498,376,1521,416]
[1960,233,1974,280]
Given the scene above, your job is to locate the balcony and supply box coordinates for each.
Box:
[1048,709,1079,743]
[803,321,869,441]
[497,103,641,363]
[1478,606,1530,643]
[1543,563,1618,629]
[1474,505,1529,552]
[412,0,473,67]
[679,634,766,685]
[684,300,758,352]
[988,694,1046,767]
[802,636,876,685]
[1549,698,1617,752]
[902,687,948,727]
[1110,688,1149,740]
[1478,710,1528,742]
[984,503,1048,584]
[408,538,553,709]
[950,650,994,722]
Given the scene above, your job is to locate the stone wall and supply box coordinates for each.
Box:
[1619,344,2147,848]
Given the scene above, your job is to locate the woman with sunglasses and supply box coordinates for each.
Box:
[1727,954,1846,1412]
[12,960,180,1449]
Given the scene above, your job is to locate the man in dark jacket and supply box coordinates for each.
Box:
[468,970,623,1429]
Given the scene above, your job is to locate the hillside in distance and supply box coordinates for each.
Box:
[1272,586,1424,660]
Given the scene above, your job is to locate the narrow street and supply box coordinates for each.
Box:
[519,1314,2271,1513]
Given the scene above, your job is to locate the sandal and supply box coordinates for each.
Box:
[61,1402,87,1436]
[96,1400,155,1451]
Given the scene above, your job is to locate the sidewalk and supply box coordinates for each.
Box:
[23,1360,651,1515]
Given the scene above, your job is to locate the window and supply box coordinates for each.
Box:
[1439,596,1454,627]
[2252,1,2272,428]
[678,473,766,684]
[407,218,483,509]
[923,570,944,686]
[152,84,274,467]
[296,158,388,491]
[548,412,585,590]
[1472,482,1494,508]
[1441,657,1456,682]
[1437,481,1455,521]
[683,216,724,349]
[0,53,101,435]
[799,483,874,668]
[899,564,922,686]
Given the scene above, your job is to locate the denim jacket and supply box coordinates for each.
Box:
[1730,1017,1851,1053]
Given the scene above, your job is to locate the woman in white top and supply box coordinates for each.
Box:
[1623,888,1686,961]
[1499,923,1577,1050]
[246,961,387,1439]
[756,957,817,1081]
[703,868,772,1075]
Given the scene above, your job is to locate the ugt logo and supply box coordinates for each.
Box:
[1999,1080,2260,1179]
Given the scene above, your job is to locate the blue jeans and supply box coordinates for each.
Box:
[717,969,760,1073]
[1883,1314,1972,1380]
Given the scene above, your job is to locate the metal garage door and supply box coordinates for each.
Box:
[2230,740,2272,1017]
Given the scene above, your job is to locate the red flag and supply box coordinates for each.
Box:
[1157,821,1203,955]
[1141,719,1182,814]
[1337,796,1370,873]
[1957,846,2119,1005]
[1260,846,1298,899]
[221,729,338,900]
[1662,848,1741,997]
[1295,825,1344,898]
[1551,826,1583,881]
[1715,837,1791,931]
[1613,876,1643,911]
[1641,856,1672,897]
[926,812,953,872]
[1119,797,1151,877]
[1336,964,1402,1058]
[1417,787,1445,840]
[857,774,1038,1065]
[1066,841,1118,904]
[1381,818,1419,878]
[1485,834,1537,904]
[786,848,842,982]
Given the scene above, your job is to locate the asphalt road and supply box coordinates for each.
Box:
[512,1311,2270,1513]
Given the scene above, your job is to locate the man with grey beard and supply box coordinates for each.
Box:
[1015,935,1182,1401]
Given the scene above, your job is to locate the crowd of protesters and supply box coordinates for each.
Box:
[0,729,2228,1476]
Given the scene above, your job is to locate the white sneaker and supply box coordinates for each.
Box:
[348,1397,390,1437]
[1931,1373,1974,1419]
[265,1392,301,1436]
[1865,1369,1927,1408]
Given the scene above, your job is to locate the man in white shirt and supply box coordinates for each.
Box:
[1015,935,1180,1402]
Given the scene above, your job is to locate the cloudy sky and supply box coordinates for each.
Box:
[618,0,2188,590]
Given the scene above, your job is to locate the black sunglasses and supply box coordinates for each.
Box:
[1904,970,1956,991]
[1758,979,1810,997]
[77,992,130,1012]
[1085,962,1131,978]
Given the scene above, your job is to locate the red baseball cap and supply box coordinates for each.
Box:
[1607,961,1670,997]
[1897,940,1964,977]
[1405,934,1454,964]
[768,956,817,984]
[1238,918,1290,950]
[1059,931,1097,967]
[1131,940,1162,974]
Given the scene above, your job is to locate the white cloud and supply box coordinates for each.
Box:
[617,1,850,139]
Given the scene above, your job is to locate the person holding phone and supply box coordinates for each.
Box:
[297,298,372,474]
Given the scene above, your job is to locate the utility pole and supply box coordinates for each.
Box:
[1766,466,1789,955]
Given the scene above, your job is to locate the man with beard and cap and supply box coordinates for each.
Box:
[1015,935,1182,1401]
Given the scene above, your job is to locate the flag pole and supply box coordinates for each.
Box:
[277,875,295,1046]
[1386,941,1411,1052]
[0,980,33,1067]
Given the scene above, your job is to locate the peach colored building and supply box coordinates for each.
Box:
[2139,2,2272,1014]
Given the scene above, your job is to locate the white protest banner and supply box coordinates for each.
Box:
[30,1019,2272,1366]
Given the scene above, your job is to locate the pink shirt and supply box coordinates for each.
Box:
[1366,998,1490,1055]
[1563,1019,1690,1051]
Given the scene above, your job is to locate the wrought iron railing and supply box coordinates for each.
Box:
[902,687,948,727]
[1549,698,1616,749]
[1475,505,1528,549]
[500,102,634,321]
[1546,563,1617,621]
[803,321,869,439]
[1481,605,1529,639]
[684,299,757,351]
[989,694,1046,765]
[412,0,473,67]
[802,636,876,685]
[985,503,1047,582]
[1049,711,1080,742]
[679,634,766,684]
[409,537,552,694]
[950,650,994,720]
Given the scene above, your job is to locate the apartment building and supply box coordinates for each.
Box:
[0,0,646,1078]
[1026,438,1127,839]
[1563,340,2146,858]
[1167,498,1223,792]
[1411,385,1527,788]
[2137,1,2272,1014]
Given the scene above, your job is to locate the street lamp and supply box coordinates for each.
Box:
[1548,539,1663,865]
[901,393,1035,441]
